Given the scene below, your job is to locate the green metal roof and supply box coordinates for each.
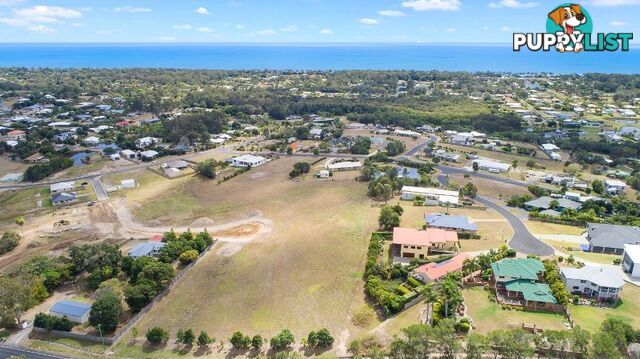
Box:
[491,258,545,281]
[505,279,558,304]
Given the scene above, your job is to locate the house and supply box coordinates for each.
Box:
[83,136,100,146]
[53,131,75,143]
[394,129,420,137]
[7,130,26,141]
[120,149,137,160]
[411,253,470,283]
[128,242,167,259]
[424,214,478,233]
[136,136,160,149]
[473,159,510,173]
[401,186,459,206]
[310,128,323,138]
[110,153,121,161]
[317,170,330,178]
[49,300,92,324]
[491,258,558,310]
[587,223,640,255]
[604,179,626,195]
[50,181,75,193]
[622,244,640,277]
[24,153,47,163]
[524,196,582,212]
[52,192,77,205]
[396,166,421,180]
[140,150,159,161]
[228,154,267,168]
[165,160,189,169]
[541,143,560,152]
[326,160,362,171]
[450,133,474,146]
[392,227,458,261]
[120,179,136,189]
[561,265,625,301]
[433,149,460,162]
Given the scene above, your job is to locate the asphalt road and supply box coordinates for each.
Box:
[0,344,68,359]
[91,176,108,201]
[437,174,554,256]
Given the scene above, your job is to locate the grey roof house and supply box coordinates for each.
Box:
[425,214,478,233]
[524,196,582,212]
[128,242,167,258]
[52,192,77,205]
[49,300,92,324]
[587,223,640,255]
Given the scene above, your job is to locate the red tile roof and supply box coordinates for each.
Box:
[413,253,470,281]
[8,130,25,135]
[392,227,458,246]
[150,234,163,242]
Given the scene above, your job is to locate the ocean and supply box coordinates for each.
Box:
[0,43,637,74]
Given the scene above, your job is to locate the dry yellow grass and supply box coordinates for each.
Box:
[524,221,585,236]
[116,158,379,355]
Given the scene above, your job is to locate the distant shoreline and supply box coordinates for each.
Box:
[0,44,637,74]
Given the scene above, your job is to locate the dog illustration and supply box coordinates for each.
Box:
[548,4,586,52]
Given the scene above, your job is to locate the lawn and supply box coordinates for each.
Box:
[114,158,379,356]
[568,284,640,333]
[542,239,620,265]
[398,203,513,252]
[463,287,568,333]
[445,173,530,199]
[0,186,52,225]
[525,221,585,236]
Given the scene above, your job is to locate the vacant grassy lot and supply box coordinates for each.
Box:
[0,187,52,225]
[568,284,640,333]
[115,158,379,356]
[445,174,529,199]
[525,221,585,236]
[464,287,568,333]
[543,239,620,265]
[0,156,29,178]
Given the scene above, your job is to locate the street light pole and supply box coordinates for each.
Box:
[97,324,106,353]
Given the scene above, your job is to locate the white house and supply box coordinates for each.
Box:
[120,149,137,160]
[605,179,626,195]
[541,143,560,151]
[109,153,121,161]
[450,132,474,146]
[394,129,420,137]
[50,181,75,194]
[136,136,160,149]
[561,265,625,301]
[622,244,640,278]
[228,154,267,168]
[472,159,510,173]
[317,170,330,178]
[326,159,362,171]
[83,136,101,146]
[401,186,460,206]
[120,179,136,189]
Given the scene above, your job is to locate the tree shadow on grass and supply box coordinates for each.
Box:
[141,341,168,354]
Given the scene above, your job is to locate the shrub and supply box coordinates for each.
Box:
[251,335,264,350]
[0,231,21,255]
[146,327,169,344]
[406,277,421,288]
[179,249,199,264]
[396,285,412,296]
[270,329,295,350]
[230,331,251,349]
[33,313,73,332]
[352,305,375,327]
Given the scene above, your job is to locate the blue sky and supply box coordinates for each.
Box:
[0,0,637,43]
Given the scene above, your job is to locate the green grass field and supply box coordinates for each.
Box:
[0,187,52,225]
[543,239,620,265]
[463,287,568,333]
[568,285,640,333]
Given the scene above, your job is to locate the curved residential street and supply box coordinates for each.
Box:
[437,173,554,256]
